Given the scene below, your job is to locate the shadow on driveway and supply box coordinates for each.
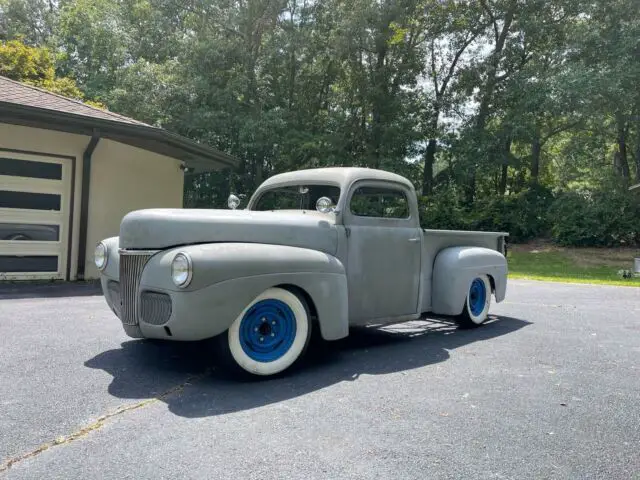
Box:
[85,315,530,418]
[0,281,101,300]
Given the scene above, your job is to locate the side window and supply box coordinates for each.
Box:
[349,186,409,219]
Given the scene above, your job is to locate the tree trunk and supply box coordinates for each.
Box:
[616,113,630,180]
[469,4,516,203]
[288,47,296,110]
[370,38,388,169]
[531,135,541,183]
[635,138,640,183]
[254,157,263,187]
[634,111,640,183]
[422,139,437,195]
[464,171,476,205]
[499,137,512,195]
[475,8,515,132]
[287,2,297,110]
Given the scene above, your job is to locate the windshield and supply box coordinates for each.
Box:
[252,184,341,212]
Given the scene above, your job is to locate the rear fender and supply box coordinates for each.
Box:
[431,246,508,316]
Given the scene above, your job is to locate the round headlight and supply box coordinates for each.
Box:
[171,252,192,287]
[94,242,108,271]
[227,194,240,210]
[316,196,335,213]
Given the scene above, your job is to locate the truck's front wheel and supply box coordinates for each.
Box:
[456,275,492,328]
[217,287,312,378]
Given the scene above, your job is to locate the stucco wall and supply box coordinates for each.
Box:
[84,138,184,279]
[0,122,88,280]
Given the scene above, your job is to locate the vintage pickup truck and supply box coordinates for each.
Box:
[95,167,508,377]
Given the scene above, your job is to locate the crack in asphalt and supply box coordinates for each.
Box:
[0,369,212,474]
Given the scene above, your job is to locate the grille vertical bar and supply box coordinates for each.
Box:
[119,252,153,325]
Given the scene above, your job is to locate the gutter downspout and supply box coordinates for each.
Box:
[76,130,100,280]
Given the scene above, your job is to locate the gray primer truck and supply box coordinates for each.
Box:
[95,167,508,377]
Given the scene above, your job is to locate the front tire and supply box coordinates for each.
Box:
[218,287,312,378]
[456,275,492,329]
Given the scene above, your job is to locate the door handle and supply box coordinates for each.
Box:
[408,238,420,242]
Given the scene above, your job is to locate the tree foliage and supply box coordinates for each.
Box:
[0,38,105,106]
[1,0,638,245]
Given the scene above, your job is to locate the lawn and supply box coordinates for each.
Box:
[507,243,640,287]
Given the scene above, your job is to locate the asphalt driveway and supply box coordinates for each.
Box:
[0,280,638,479]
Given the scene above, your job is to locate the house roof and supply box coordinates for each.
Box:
[0,75,237,172]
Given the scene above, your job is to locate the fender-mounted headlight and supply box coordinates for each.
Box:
[94,242,108,271]
[171,252,192,288]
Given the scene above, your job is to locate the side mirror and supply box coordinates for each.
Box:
[227,194,242,210]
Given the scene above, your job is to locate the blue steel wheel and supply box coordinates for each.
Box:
[238,299,297,362]
[468,278,487,317]
[457,275,492,328]
[225,287,311,377]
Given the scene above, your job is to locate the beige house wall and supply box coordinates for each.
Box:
[84,138,184,279]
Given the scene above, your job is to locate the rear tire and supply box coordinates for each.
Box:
[216,287,312,378]
[456,275,492,329]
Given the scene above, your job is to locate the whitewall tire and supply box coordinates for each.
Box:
[219,287,312,377]
[457,274,492,328]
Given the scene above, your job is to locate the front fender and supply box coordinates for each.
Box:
[139,243,349,341]
[431,246,508,316]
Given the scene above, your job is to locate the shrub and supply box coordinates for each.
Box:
[468,185,554,243]
[418,184,471,231]
[550,187,640,247]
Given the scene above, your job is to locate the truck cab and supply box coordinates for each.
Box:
[247,168,424,324]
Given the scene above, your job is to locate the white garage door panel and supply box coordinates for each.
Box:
[0,241,61,254]
[0,175,67,195]
[0,154,71,280]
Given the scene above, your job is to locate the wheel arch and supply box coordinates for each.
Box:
[276,283,319,320]
[487,274,496,293]
[272,280,347,342]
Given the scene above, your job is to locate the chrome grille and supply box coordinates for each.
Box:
[107,280,121,317]
[119,251,154,325]
[140,291,172,325]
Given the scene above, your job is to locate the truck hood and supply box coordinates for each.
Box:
[119,208,338,255]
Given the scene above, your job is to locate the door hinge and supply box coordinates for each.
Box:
[345,227,351,238]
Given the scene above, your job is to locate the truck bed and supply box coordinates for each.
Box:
[422,229,509,253]
[420,229,508,312]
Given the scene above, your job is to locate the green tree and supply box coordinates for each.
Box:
[0,0,57,45]
[0,38,103,106]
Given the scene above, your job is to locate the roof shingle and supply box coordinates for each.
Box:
[0,76,152,127]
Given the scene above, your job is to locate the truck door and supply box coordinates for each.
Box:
[343,181,421,323]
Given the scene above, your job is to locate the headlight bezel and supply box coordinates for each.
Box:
[94,242,108,271]
[315,196,335,213]
[171,252,193,288]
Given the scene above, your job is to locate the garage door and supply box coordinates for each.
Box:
[0,153,72,280]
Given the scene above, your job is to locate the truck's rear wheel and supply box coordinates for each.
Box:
[218,287,312,378]
[456,275,492,328]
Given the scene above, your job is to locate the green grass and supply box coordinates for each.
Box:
[507,249,640,287]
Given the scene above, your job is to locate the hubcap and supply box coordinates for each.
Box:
[469,278,487,317]
[239,299,297,362]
